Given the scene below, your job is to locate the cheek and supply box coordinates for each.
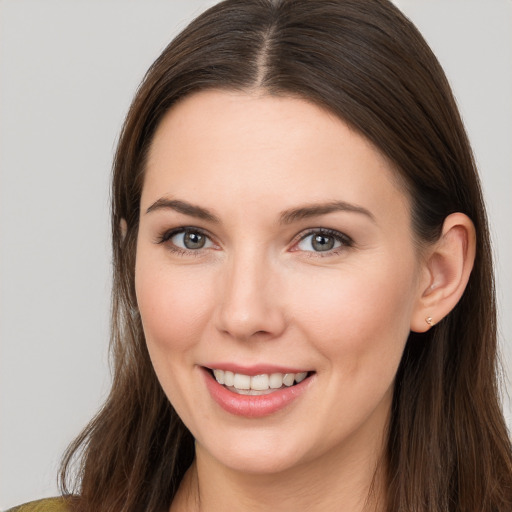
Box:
[134,252,218,420]
[135,254,215,354]
[290,259,417,371]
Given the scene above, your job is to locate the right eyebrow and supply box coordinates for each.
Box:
[145,198,220,223]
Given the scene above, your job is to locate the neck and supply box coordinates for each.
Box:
[171,429,387,512]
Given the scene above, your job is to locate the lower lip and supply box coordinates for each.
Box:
[202,368,314,418]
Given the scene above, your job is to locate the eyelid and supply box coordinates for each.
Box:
[290,228,353,255]
[156,226,218,252]
[157,226,207,242]
[155,226,352,256]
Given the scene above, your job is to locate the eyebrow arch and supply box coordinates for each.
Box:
[145,198,375,225]
[279,201,375,224]
[145,198,220,223]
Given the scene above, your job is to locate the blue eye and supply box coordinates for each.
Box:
[296,229,351,253]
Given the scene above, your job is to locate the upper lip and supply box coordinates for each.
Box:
[203,363,312,376]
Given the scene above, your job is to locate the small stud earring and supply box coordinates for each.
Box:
[425,316,433,326]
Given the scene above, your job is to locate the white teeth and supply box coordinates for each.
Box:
[211,369,309,391]
[233,373,251,390]
[224,370,234,387]
[282,373,295,387]
[269,373,284,389]
[213,369,225,385]
[251,374,270,391]
[295,371,308,383]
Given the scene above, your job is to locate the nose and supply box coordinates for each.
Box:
[214,250,287,342]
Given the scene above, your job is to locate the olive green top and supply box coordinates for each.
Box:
[6,497,70,512]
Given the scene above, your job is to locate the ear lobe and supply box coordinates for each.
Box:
[410,213,476,333]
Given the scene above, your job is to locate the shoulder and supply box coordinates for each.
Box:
[5,497,72,512]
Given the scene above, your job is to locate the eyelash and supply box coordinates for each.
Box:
[156,226,214,257]
[293,228,354,257]
[156,226,353,257]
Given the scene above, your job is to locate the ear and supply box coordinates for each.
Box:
[410,213,476,333]
[120,218,128,242]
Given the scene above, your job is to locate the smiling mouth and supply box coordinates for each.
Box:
[207,368,313,395]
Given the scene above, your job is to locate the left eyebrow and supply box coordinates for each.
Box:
[279,201,376,224]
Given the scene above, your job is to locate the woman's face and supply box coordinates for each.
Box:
[135,90,427,475]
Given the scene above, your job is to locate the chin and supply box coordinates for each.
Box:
[195,429,317,476]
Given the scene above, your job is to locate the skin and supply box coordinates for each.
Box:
[134,90,473,511]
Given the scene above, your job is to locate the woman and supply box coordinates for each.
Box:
[10,0,512,511]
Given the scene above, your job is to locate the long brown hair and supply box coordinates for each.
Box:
[59,1,512,510]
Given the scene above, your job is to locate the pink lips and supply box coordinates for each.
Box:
[201,366,314,418]
[204,363,310,376]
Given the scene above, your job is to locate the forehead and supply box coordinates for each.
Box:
[142,89,409,223]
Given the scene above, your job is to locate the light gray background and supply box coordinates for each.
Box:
[1,0,510,509]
